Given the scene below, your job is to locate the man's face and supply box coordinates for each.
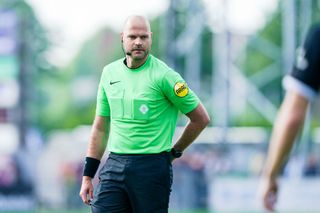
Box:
[122,21,152,61]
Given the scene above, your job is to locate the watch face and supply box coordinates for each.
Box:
[175,152,182,158]
[172,148,182,158]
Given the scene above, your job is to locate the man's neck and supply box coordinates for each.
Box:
[126,55,148,69]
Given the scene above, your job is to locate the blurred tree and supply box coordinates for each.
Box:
[236,12,283,127]
[237,0,320,128]
[38,27,122,131]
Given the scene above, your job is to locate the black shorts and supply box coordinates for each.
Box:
[91,152,173,213]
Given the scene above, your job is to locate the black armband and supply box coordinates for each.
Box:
[83,157,100,178]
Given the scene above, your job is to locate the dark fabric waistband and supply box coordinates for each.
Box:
[109,151,170,157]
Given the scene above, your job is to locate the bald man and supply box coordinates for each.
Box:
[79,15,210,213]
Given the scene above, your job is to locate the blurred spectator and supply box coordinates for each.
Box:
[170,149,208,211]
[61,162,83,208]
[261,24,320,212]
[0,154,32,195]
[0,155,17,191]
[303,154,319,177]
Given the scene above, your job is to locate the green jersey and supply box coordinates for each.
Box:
[96,55,199,154]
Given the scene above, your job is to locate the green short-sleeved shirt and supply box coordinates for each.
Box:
[96,55,200,154]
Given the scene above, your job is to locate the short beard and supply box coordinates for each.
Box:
[132,49,148,60]
[122,46,149,60]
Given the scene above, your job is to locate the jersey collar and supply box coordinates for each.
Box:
[123,54,151,72]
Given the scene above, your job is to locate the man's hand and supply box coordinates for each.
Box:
[260,177,278,212]
[79,176,94,205]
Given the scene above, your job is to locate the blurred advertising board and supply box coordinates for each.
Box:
[0,10,18,55]
[0,56,19,79]
[0,79,19,108]
[0,123,19,154]
[0,10,20,108]
[209,177,320,212]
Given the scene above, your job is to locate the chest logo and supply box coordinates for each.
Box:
[174,82,189,98]
[139,104,149,114]
[110,80,121,85]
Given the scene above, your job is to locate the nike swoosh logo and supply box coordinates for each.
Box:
[110,81,121,85]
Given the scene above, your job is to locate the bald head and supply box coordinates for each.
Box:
[121,15,153,67]
[122,15,151,33]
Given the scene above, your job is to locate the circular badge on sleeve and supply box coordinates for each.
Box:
[174,82,189,97]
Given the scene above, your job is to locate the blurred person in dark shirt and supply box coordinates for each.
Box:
[261,24,320,212]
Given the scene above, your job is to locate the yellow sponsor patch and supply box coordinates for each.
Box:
[174,82,189,97]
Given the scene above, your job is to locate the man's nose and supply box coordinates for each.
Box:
[134,38,142,46]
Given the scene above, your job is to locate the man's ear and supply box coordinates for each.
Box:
[120,32,124,43]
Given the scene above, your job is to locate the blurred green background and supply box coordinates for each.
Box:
[1,0,320,212]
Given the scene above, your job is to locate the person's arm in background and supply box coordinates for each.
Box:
[79,115,110,205]
[173,102,210,152]
[261,91,309,212]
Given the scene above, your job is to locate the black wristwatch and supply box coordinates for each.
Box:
[171,148,183,159]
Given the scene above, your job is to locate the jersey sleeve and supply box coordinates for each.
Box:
[95,71,110,116]
[284,25,320,100]
[161,70,200,114]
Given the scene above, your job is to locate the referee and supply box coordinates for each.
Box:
[261,24,320,212]
[79,15,210,213]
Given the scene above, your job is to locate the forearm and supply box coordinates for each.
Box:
[173,103,210,151]
[173,120,207,151]
[264,93,308,178]
[264,116,302,178]
[86,129,109,159]
[86,116,110,160]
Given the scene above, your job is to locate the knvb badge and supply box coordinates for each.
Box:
[139,104,149,115]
